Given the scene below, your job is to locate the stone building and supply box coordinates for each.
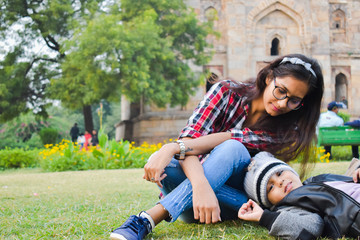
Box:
[116,0,360,144]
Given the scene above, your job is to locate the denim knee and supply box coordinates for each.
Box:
[211,139,251,167]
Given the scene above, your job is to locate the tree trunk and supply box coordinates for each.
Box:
[83,105,94,133]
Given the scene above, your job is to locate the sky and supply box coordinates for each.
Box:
[0,18,56,62]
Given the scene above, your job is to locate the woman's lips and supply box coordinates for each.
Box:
[272,103,280,112]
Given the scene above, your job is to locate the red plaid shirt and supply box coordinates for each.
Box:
[179,80,279,151]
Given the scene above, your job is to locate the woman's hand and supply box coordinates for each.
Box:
[143,143,178,187]
[238,199,264,222]
[353,168,360,183]
[192,180,221,224]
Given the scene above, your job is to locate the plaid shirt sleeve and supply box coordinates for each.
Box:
[179,81,232,138]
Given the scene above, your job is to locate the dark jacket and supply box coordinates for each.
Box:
[345,119,360,127]
[276,174,360,239]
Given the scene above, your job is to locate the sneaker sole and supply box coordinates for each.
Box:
[109,233,128,240]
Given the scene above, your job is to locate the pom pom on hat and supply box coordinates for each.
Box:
[244,152,298,208]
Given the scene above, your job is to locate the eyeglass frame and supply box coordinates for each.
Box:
[272,78,304,110]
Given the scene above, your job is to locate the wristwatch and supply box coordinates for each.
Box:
[174,140,186,160]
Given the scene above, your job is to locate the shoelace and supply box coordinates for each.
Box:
[121,216,151,235]
[124,217,144,234]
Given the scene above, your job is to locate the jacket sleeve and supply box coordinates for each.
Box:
[259,207,324,240]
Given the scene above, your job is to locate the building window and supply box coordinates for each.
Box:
[270,38,279,56]
[331,9,345,29]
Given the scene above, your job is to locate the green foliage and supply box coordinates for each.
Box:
[38,128,59,145]
[50,0,215,111]
[338,111,350,123]
[331,145,353,161]
[293,145,353,164]
[0,113,49,149]
[0,103,120,150]
[39,136,159,172]
[0,148,40,170]
[0,48,30,121]
[0,111,74,150]
[1,0,215,127]
[0,0,109,121]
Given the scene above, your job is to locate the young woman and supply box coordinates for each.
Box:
[110,54,324,240]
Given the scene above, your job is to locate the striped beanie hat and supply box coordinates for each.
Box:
[244,152,298,208]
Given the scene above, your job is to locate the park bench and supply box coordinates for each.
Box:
[317,126,360,147]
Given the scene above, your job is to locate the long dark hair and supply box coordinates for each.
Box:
[228,54,324,173]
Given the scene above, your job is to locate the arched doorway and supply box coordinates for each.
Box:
[335,73,347,103]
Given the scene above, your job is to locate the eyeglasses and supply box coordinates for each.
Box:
[273,78,303,110]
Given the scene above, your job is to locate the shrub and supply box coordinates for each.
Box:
[331,145,353,161]
[38,135,168,172]
[0,113,51,150]
[338,111,350,123]
[39,128,59,145]
[0,148,40,170]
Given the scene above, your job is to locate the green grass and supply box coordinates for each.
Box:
[0,162,352,239]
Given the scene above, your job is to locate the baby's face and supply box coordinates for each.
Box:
[266,170,303,205]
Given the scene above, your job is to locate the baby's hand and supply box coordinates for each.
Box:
[353,168,360,183]
[238,199,264,222]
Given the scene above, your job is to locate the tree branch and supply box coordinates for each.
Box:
[25,57,58,76]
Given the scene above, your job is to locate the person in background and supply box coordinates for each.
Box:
[83,130,92,151]
[317,101,344,159]
[345,118,360,159]
[340,96,348,109]
[70,123,79,143]
[77,133,85,150]
[91,129,99,147]
[238,152,360,239]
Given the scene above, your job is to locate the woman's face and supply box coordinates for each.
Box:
[263,76,309,116]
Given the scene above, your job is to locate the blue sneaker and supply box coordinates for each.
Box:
[110,215,152,240]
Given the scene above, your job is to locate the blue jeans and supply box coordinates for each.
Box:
[159,139,251,222]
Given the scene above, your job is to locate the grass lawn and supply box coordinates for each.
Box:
[0,162,351,239]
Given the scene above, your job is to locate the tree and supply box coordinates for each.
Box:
[0,0,106,126]
[1,0,215,132]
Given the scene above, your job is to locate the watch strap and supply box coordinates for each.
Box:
[174,140,186,160]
